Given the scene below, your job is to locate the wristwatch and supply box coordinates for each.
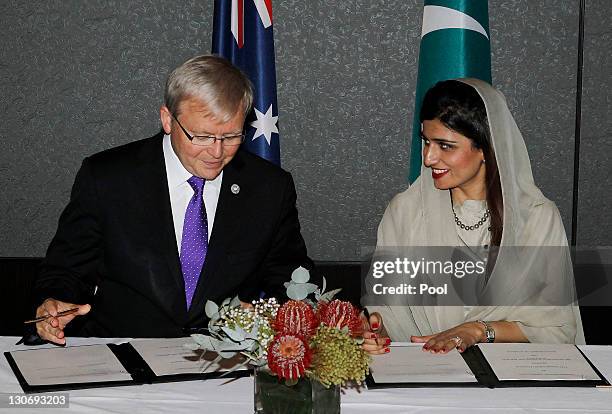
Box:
[477,320,495,343]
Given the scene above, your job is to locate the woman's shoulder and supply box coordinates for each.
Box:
[377,184,424,246]
[384,184,422,220]
[520,197,568,246]
[529,197,563,224]
[382,184,422,228]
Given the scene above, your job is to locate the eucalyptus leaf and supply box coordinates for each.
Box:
[210,312,221,324]
[219,350,239,359]
[287,283,304,300]
[191,334,215,350]
[291,266,310,283]
[287,283,308,300]
[319,288,342,302]
[222,326,246,342]
[229,295,241,308]
[208,323,223,336]
[355,337,365,345]
[205,300,219,318]
[183,342,201,351]
[209,337,239,351]
[248,320,260,339]
[302,283,318,294]
[240,339,256,349]
[216,340,236,349]
[321,276,327,293]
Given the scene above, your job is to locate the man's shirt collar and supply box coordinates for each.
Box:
[162,134,223,189]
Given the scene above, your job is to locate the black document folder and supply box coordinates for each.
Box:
[5,341,250,394]
[366,344,610,389]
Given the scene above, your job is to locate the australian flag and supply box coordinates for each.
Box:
[212,0,281,166]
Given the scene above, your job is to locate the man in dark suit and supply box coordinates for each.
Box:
[34,55,314,344]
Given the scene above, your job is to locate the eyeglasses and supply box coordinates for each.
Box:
[172,114,245,147]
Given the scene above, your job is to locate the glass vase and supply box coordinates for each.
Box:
[254,367,340,414]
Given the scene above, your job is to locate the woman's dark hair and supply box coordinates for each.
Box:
[420,80,503,247]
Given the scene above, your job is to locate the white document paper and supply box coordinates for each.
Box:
[478,343,601,381]
[9,344,132,386]
[130,337,246,377]
[369,342,477,383]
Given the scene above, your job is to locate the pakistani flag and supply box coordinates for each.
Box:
[408,0,491,182]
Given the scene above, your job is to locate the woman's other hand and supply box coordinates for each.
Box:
[411,321,485,354]
[360,311,391,355]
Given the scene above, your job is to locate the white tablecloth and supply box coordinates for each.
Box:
[2,337,612,413]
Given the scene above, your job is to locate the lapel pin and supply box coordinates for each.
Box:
[231,184,240,194]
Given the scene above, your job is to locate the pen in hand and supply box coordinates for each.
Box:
[24,308,80,324]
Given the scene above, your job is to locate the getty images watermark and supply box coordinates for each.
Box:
[370,256,486,296]
[361,246,583,307]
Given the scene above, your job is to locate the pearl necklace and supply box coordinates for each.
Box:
[452,203,490,231]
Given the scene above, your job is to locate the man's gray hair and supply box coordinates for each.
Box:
[164,55,253,122]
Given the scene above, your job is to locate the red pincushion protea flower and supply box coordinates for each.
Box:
[317,299,363,336]
[267,334,312,379]
[274,300,318,338]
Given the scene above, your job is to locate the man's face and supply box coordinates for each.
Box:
[160,98,245,180]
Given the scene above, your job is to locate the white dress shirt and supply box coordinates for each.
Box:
[162,134,222,252]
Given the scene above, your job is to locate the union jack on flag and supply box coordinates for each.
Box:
[212,0,281,166]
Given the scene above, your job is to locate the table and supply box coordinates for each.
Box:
[2,337,612,413]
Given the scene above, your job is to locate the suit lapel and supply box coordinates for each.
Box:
[136,135,188,322]
[187,152,247,321]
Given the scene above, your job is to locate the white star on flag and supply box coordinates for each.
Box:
[250,104,278,145]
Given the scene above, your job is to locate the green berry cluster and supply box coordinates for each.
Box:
[309,325,370,387]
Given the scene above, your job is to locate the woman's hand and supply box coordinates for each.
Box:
[411,321,485,354]
[360,311,391,355]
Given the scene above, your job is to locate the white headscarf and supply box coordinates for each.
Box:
[368,78,584,344]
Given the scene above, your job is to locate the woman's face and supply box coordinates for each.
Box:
[421,119,486,199]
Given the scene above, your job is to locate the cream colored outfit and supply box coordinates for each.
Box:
[367,78,584,344]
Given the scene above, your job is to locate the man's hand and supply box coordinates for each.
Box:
[35,298,91,345]
[239,300,254,311]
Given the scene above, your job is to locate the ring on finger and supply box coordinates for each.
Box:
[451,336,462,348]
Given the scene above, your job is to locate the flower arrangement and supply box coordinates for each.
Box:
[189,267,370,388]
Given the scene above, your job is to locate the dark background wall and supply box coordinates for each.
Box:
[1,0,610,260]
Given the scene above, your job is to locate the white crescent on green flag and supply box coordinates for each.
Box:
[408,0,492,182]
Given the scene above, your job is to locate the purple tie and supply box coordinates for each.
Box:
[180,176,208,309]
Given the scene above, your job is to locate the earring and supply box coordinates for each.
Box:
[482,159,486,164]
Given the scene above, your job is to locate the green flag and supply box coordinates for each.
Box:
[408,0,492,183]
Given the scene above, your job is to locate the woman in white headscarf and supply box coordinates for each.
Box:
[363,79,584,354]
